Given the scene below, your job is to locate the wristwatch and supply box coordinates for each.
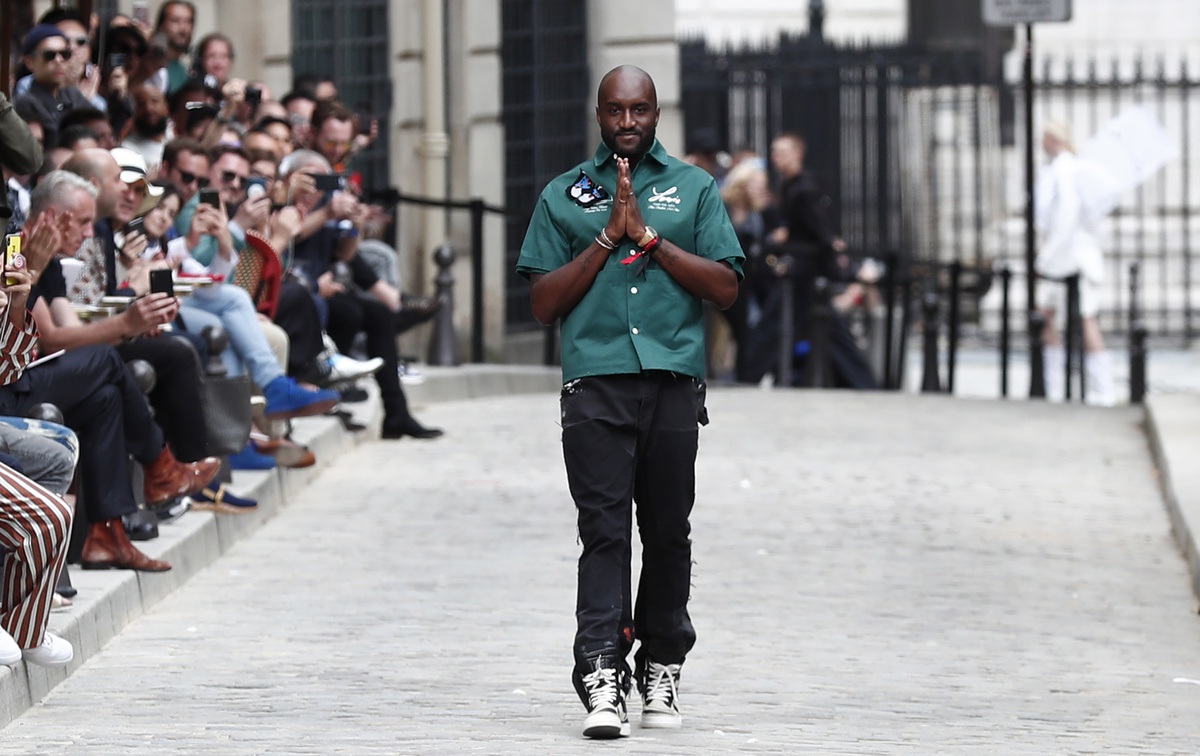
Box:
[637,226,659,250]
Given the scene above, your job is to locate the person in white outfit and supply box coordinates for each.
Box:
[1035,121,1115,406]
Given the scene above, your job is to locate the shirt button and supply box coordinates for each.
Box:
[628,250,637,256]
[630,287,638,294]
[631,327,639,335]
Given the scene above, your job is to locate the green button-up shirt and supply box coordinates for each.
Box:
[517,139,744,382]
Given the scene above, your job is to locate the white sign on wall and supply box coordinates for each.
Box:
[983,0,1072,25]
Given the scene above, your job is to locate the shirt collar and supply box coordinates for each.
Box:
[591,138,670,169]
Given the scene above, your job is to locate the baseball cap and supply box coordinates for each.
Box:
[111,147,164,215]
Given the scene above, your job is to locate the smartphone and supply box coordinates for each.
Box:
[199,188,221,207]
[313,174,344,193]
[107,52,128,71]
[149,269,174,298]
[132,0,151,26]
[245,86,262,107]
[245,176,268,198]
[125,217,145,236]
[4,234,22,287]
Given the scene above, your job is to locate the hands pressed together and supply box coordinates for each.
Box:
[602,157,650,250]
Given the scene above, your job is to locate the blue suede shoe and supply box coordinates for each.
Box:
[190,484,259,514]
[263,377,340,420]
[229,442,277,470]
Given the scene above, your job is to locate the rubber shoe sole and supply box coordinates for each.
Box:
[582,707,630,739]
[641,706,682,729]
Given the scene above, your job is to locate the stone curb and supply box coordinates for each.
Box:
[1143,394,1200,605]
[0,364,562,728]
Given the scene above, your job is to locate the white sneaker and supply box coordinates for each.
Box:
[22,631,73,667]
[327,353,384,382]
[640,659,682,729]
[0,627,21,666]
[397,362,425,385]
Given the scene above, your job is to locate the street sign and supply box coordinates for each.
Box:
[983,0,1072,25]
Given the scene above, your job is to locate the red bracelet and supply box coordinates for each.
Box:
[640,234,662,254]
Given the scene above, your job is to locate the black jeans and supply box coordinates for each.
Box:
[116,334,210,462]
[0,345,162,523]
[324,291,412,424]
[561,372,702,690]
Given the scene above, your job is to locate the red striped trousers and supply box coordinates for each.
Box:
[0,463,72,649]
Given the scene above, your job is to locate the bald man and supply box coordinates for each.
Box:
[517,66,744,739]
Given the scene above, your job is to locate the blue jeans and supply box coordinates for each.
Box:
[178,284,285,389]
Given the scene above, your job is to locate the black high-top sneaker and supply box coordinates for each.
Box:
[577,655,630,739]
[639,658,683,729]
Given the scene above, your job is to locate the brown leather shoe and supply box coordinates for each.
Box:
[80,519,171,572]
[255,438,316,468]
[143,447,221,505]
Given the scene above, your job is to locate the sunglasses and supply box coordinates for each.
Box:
[39,49,71,62]
[220,171,247,186]
[67,36,90,47]
[177,169,210,188]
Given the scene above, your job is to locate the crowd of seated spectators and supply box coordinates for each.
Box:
[0,1,443,668]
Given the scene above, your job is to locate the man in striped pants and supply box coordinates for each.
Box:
[0,212,74,666]
[0,462,73,666]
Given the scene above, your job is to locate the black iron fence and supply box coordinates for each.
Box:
[680,36,1198,344]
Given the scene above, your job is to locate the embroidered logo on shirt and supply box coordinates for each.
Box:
[566,171,610,207]
[647,186,682,212]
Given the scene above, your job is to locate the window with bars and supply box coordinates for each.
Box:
[292,0,391,196]
[501,0,589,330]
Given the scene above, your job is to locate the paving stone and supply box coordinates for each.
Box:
[1,389,1197,753]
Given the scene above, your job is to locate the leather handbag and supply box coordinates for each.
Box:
[199,374,253,456]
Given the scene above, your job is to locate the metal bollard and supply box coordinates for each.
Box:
[999,267,1011,399]
[776,267,795,388]
[1129,262,1147,404]
[1028,310,1046,399]
[806,277,832,389]
[947,261,961,394]
[921,292,941,393]
[1064,274,1082,402]
[427,243,460,366]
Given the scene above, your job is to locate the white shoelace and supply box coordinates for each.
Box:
[582,666,619,710]
[644,662,680,708]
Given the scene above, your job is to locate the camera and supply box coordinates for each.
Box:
[107,53,128,71]
[245,86,262,107]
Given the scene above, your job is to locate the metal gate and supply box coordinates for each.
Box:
[680,35,1199,340]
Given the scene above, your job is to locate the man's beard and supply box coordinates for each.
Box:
[136,116,169,138]
[602,127,655,160]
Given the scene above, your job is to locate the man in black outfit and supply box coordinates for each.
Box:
[769,132,877,389]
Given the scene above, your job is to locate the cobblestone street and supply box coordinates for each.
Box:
[1,389,1198,754]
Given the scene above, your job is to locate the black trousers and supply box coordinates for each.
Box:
[561,372,701,691]
[324,291,412,424]
[116,334,210,462]
[0,345,162,523]
[274,280,325,376]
